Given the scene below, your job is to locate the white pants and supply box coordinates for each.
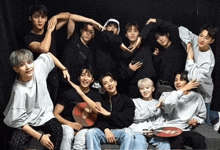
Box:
[60,125,88,150]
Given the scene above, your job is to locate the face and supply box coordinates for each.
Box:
[156,34,171,48]
[29,11,48,30]
[174,74,187,90]
[198,30,215,51]
[80,24,95,44]
[102,76,117,95]
[79,69,94,88]
[106,23,118,35]
[139,85,154,100]
[13,61,34,82]
[126,26,139,42]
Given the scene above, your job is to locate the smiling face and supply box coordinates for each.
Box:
[139,85,154,101]
[102,76,117,96]
[174,74,188,90]
[29,11,47,30]
[126,25,139,42]
[79,69,94,88]
[13,61,35,82]
[198,30,215,51]
[80,24,95,45]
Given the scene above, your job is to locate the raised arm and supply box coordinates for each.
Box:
[178,26,198,48]
[67,14,104,39]
[48,52,70,80]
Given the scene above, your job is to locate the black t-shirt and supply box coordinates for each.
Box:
[57,88,102,122]
[24,31,57,59]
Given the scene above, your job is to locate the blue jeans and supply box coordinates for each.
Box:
[86,128,134,150]
[148,136,170,149]
[133,132,148,149]
[206,103,220,125]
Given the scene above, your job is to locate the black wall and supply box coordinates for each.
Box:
[1,0,220,149]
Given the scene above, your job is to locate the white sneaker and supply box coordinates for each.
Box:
[213,121,220,131]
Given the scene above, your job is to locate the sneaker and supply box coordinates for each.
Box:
[213,120,220,131]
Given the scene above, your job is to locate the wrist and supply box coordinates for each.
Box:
[38,133,44,142]
[61,68,68,71]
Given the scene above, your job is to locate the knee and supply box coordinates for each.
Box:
[62,125,74,140]
[123,128,133,138]
[86,128,100,137]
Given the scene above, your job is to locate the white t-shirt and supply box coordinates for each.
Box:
[4,53,55,128]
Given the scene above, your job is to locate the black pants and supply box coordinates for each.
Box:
[9,118,63,150]
[169,131,206,149]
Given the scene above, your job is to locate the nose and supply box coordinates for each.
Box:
[39,17,42,22]
[25,63,31,69]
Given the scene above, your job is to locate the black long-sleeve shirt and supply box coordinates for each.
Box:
[140,19,186,88]
[93,93,135,131]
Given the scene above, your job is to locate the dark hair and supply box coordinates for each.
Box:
[99,72,115,87]
[80,65,94,77]
[154,27,169,39]
[80,23,95,31]
[106,22,118,29]
[177,71,189,83]
[29,4,48,17]
[125,22,140,32]
[200,24,217,40]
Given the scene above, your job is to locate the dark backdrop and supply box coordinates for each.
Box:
[1,0,220,149]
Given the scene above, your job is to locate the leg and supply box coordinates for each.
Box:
[205,103,212,126]
[86,128,106,150]
[148,136,170,149]
[169,134,185,149]
[73,129,88,150]
[111,128,134,150]
[42,118,63,150]
[133,132,148,149]
[60,125,74,150]
[183,131,206,149]
[9,129,31,150]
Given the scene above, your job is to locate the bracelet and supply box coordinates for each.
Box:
[62,68,68,71]
[38,133,44,142]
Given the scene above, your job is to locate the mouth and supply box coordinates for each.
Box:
[38,24,43,27]
[81,81,89,86]
[26,69,33,74]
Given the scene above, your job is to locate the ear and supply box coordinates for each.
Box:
[167,33,170,37]
[29,16,32,22]
[125,33,127,37]
[210,38,215,44]
[13,67,18,73]
[152,87,155,92]
[91,78,94,83]
[115,81,117,86]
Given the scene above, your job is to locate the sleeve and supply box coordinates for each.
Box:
[109,96,135,128]
[101,31,123,48]
[24,34,36,49]
[178,26,198,48]
[190,94,206,124]
[185,59,214,83]
[3,89,28,129]
[118,60,135,80]
[160,90,183,114]
[34,53,55,78]
[140,19,180,43]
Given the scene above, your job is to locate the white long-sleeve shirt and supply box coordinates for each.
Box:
[3,54,55,129]
[178,26,215,103]
[129,98,165,133]
[160,90,206,131]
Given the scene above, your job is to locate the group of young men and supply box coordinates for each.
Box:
[3,4,220,150]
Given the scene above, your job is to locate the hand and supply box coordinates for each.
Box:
[68,122,83,131]
[68,80,84,96]
[156,98,165,109]
[47,16,57,32]
[40,134,54,150]
[130,37,142,52]
[187,42,194,60]
[120,43,133,53]
[146,18,156,25]
[104,129,117,144]
[153,47,159,55]
[181,79,199,94]
[129,62,142,71]
[96,106,111,116]
[62,69,70,81]
[91,19,104,31]
[188,118,198,127]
